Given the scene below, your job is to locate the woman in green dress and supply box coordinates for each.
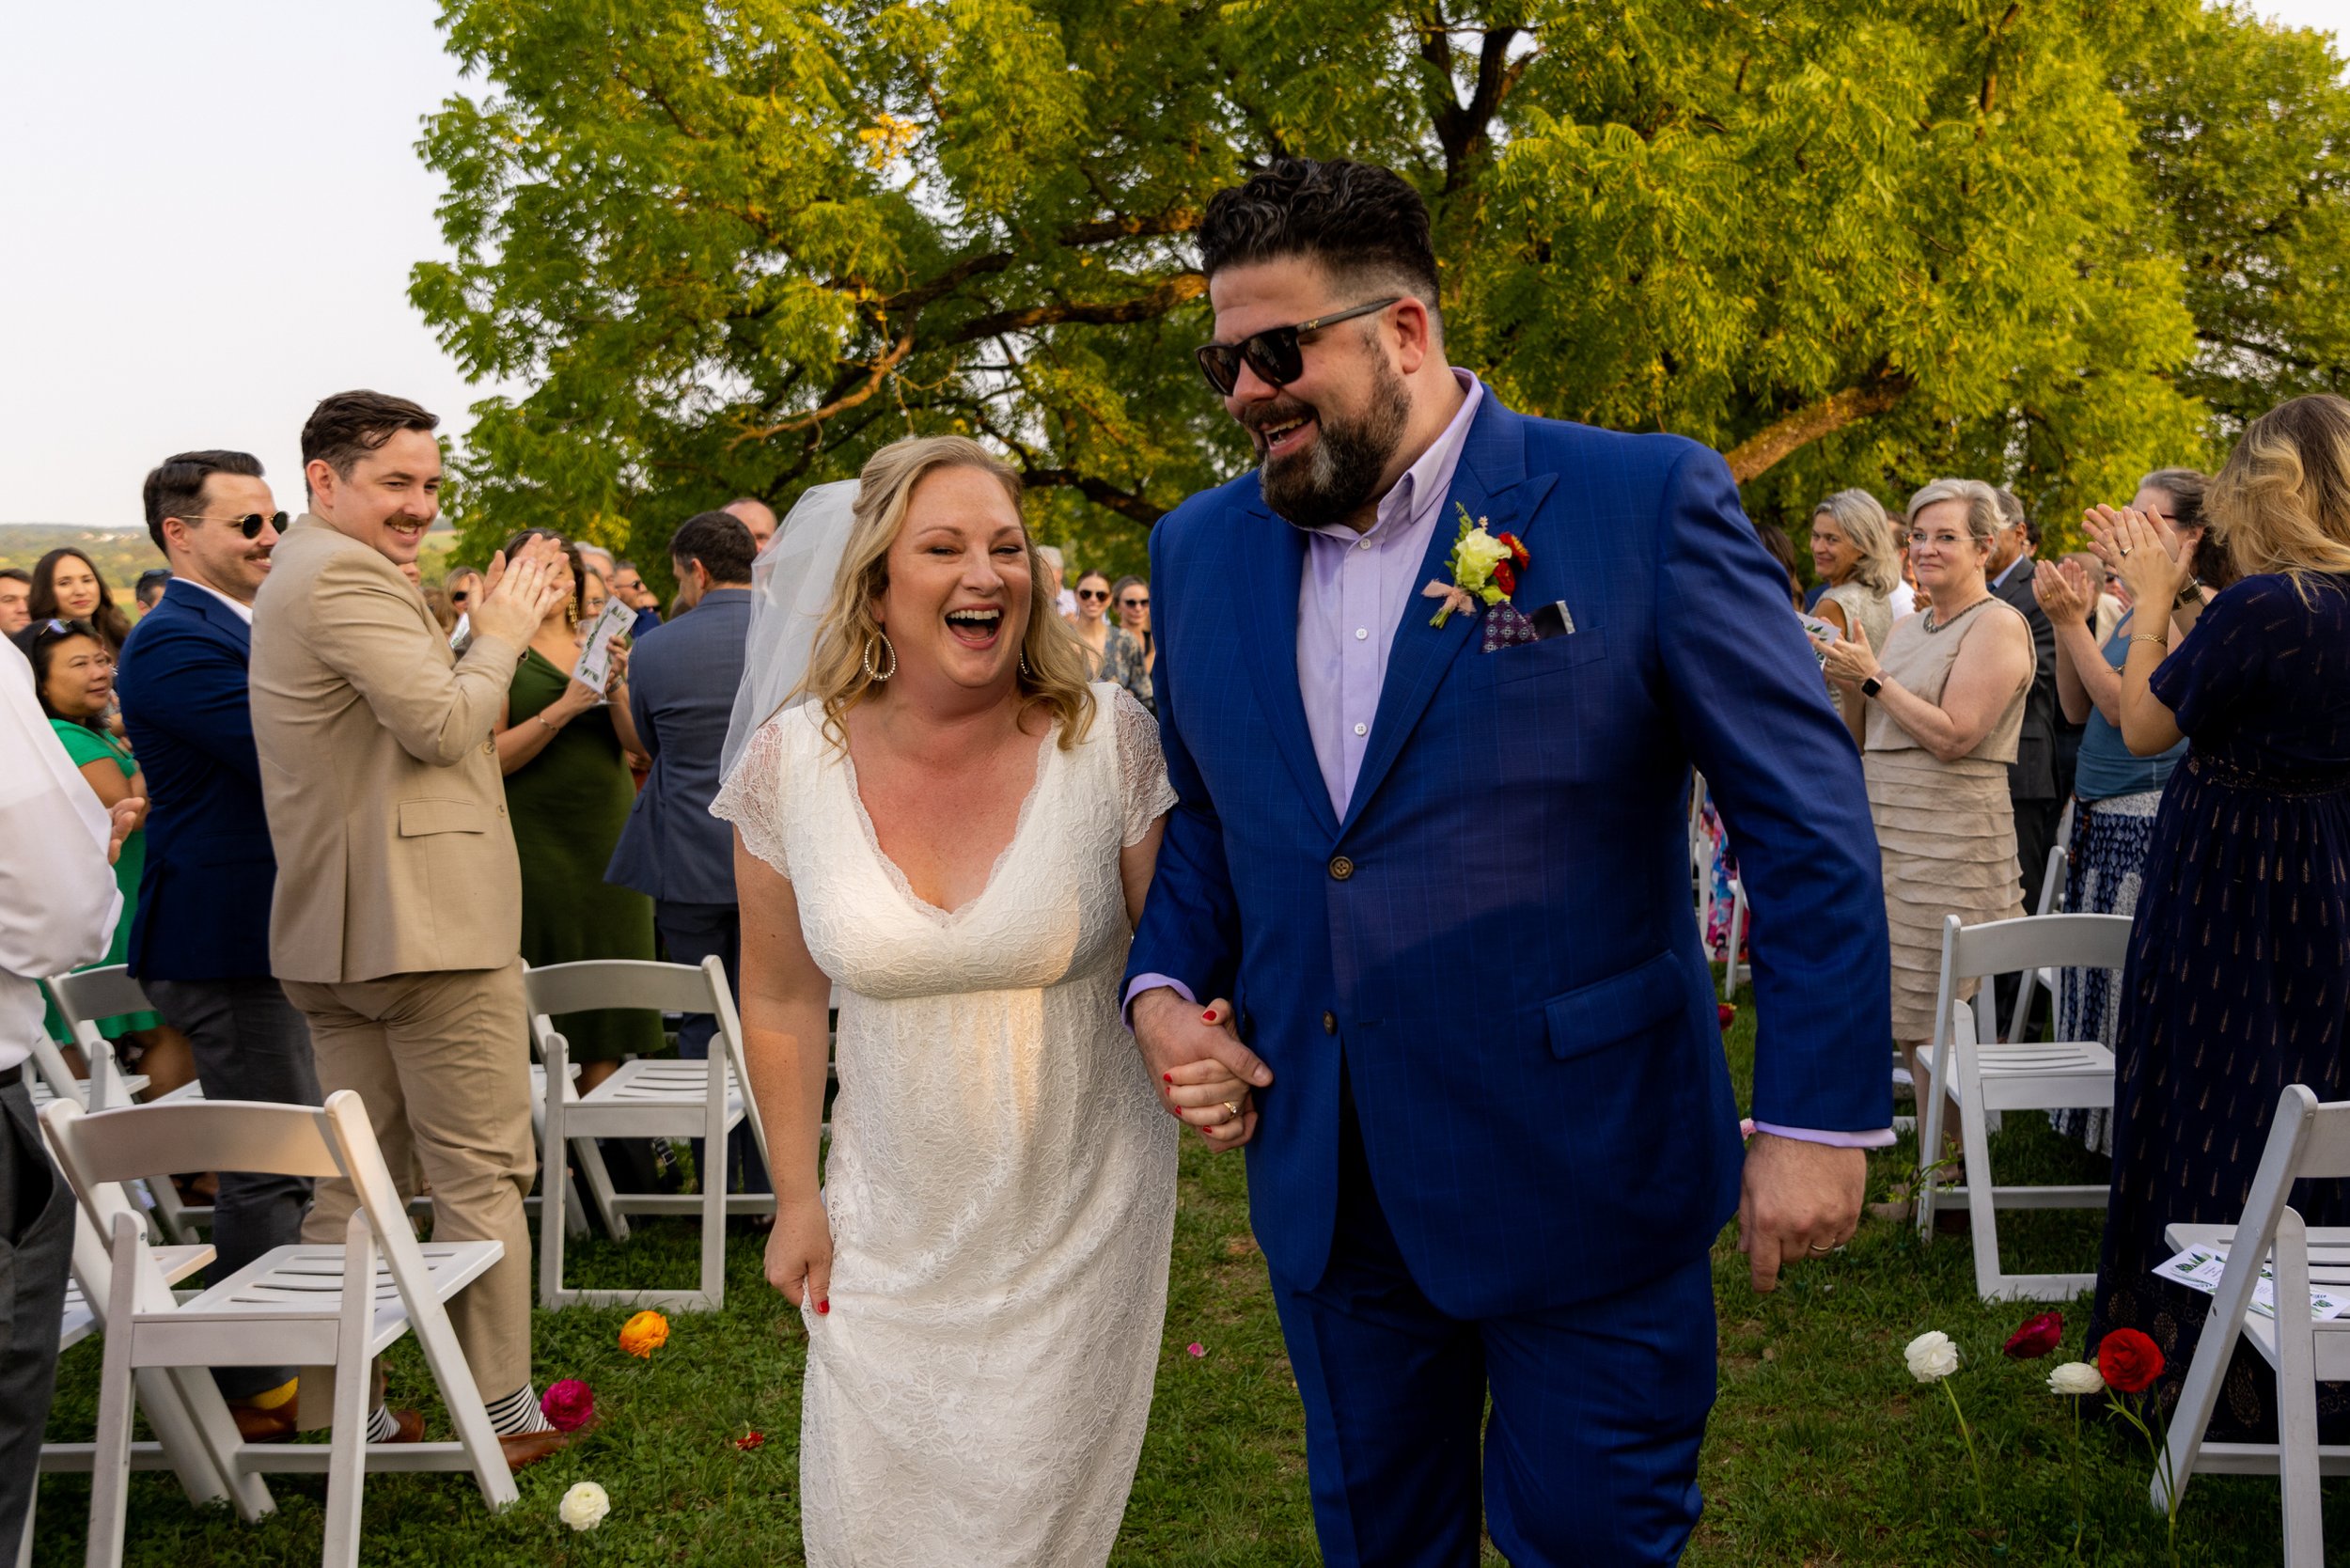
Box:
[490,533,663,1090]
[21,618,193,1088]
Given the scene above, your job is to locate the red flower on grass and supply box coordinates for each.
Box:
[734,1430,766,1450]
[540,1379,595,1432]
[2003,1310,2063,1359]
[2097,1328,2165,1393]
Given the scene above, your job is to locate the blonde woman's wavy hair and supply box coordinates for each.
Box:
[799,435,1097,751]
[1810,489,1901,595]
[2204,394,2350,595]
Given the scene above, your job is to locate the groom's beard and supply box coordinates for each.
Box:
[1250,359,1412,530]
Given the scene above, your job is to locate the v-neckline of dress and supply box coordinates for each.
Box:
[838,723,1056,924]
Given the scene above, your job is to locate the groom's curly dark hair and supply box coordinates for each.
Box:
[1196,157,1441,331]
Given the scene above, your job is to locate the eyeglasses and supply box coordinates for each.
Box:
[1075,588,1110,603]
[31,617,102,649]
[449,591,469,604]
[1193,297,1401,396]
[1119,596,1148,609]
[174,511,289,540]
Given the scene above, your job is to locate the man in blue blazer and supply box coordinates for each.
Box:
[606,510,766,1193]
[116,449,319,1435]
[1125,160,1892,1565]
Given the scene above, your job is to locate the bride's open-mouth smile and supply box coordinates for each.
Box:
[944,604,1006,648]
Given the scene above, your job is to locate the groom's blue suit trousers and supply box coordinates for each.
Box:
[1270,1069,1714,1567]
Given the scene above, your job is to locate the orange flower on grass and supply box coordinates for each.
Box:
[619,1309,670,1359]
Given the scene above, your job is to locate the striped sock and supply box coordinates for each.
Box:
[365,1405,398,1443]
[484,1384,555,1436]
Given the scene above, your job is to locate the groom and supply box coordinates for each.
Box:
[1127,159,1891,1565]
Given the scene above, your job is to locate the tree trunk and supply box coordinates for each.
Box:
[1722,373,1915,483]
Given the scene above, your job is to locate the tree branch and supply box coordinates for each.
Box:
[727,329,916,447]
[1722,371,1915,482]
[948,273,1206,344]
[1022,466,1166,525]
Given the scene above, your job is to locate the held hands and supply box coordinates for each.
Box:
[1815,618,1879,689]
[1132,987,1273,1150]
[468,534,572,647]
[765,1195,835,1316]
[2030,557,2093,627]
[2081,505,2190,610]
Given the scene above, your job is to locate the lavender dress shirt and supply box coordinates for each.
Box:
[1131,370,1888,1150]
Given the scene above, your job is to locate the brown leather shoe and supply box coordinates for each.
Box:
[383,1408,426,1444]
[229,1403,298,1444]
[498,1428,578,1470]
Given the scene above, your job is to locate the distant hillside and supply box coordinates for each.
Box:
[0,524,456,618]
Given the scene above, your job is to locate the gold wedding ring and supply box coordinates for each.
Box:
[1223,1101,1243,1118]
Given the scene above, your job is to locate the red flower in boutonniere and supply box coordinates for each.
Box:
[1423,504,1532,628]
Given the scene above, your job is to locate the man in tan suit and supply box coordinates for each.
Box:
[250,390,574,1465]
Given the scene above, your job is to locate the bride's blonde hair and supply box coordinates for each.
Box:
[798,435,1096,750]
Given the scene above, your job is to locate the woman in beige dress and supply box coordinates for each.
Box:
[1819,478,2034,1080]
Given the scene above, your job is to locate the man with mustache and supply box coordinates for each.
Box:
[116,451,315,1437]
[1127,159,1890,1564]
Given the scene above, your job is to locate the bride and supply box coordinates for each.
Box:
[710,436,1259,1564]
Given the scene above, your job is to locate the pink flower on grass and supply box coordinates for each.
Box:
[540,1379,595,1432]
[1186,1342,1205,1358]
[2003,1310,2064,1360]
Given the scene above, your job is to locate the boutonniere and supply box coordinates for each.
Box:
[1423,503,1531,635]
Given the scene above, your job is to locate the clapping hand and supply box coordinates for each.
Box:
[2031,557,2093,627]
[1815,619,1879,689]
[2082,505,2189,611]
[468,534,572,647]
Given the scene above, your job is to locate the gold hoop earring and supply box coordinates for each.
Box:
[1019,651,1033,679]
[862,632,898,682]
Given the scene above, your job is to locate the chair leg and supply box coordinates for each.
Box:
[17,1473,34,1568]
[1954,1051,2006,1298]
[2274,1210,2323,1565]
[86,1216,142,1568]
[699,1121,727,1311]
[1722,884,1747,1002]
[1916,1043,1950,1242]
[321,1213,375,1568]
[539,1090,568,1310]
[575,1137,626,1241]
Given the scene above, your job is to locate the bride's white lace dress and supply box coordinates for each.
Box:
[711,683,1180,1566]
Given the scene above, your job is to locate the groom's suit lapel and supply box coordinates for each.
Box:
[1340,398,1558,837]
[1232,495,1344,840]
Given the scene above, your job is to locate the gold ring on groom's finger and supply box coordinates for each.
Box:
[1808,1242,1835,1253]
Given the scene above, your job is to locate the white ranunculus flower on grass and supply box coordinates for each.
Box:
[1904,1329,1962,1383]
[2047,1360,2105,1396]
[558,1481,610,1531]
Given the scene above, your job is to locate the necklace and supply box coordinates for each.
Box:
[1922,596,1990,635]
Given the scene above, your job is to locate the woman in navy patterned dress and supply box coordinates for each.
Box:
[2085,394,2350,1438]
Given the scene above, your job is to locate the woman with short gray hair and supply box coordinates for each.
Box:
[1820,477,2036,1079]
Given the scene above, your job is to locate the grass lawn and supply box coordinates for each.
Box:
[34,1003,2349,1565]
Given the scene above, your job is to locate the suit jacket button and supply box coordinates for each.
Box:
[1328,855,1355,881]
[1323,1011,1337,1035]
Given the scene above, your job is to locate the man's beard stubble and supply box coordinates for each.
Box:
[1255,357,1414,531]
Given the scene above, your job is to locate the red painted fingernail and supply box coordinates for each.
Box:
[1202,1009,1217,1023]
[1163,1073,1173,1083]
[816,1299,829,1315]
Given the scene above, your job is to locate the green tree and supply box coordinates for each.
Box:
[415,0,2249,577]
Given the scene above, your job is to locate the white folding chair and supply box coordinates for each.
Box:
[2155,1085,2350,1564]
[2003,841,2073,1042]
[1915,912,2129,1299]
[1720,876,1750,1001]
[530,956,771,1311]
[41,1091,517,1568]
[43,965,212,1243]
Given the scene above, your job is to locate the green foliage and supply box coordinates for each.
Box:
[413,0,2349,574]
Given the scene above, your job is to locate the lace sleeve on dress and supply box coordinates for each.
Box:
[708,712,793,879]
[1110,685,1179,847]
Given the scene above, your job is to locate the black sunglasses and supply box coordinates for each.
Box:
[1076,588,1111,602]
[176,510,289,540]
[1119,595,1149,607]
[1193,297,1401,396]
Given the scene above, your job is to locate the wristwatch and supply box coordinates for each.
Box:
[2173,575,2205,608]
[1860,675,1884,699]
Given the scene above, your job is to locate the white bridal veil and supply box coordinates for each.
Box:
[719,479,860,781]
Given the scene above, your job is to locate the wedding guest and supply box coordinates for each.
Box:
[491,529,659,1092]
[1986,487,2060,1033]
[1754,518,1806,610]
[251,389,578,1464]
[608,510,765,1193]
[0,569,30,637]
[2087,393,2350,1439]
[446,566,483,651]
[612,558,663,637]
[576,542,617,583]
[1808,489,1901,732]
[423,581,456,637]
[115,449,317,1435]
[2065,550,2124,642]
[724,495,778,556]
[134,569,172,611]
[1070,569,1153,712]
[716,436,1216,1563]
[579,563,613,632]
[30,546,131,653]
[0,632,132,1552]
[1821,478,2034,1090]
[1036,544,1077,619]
[1111,574,1154,680]
[19,618,196,1098]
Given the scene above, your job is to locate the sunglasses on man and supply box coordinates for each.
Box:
[1193,297,1401,397]
[174,510,290,540]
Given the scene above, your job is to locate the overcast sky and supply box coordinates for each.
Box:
[6,1,2347,528]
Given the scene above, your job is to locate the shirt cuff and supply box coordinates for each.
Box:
[1751,1121,1897,1150]
[1121,974,1196,1032]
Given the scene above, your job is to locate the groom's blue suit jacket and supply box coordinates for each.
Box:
[1127,393,1891,1316]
